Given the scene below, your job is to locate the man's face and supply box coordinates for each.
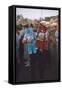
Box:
[41,30,43,32]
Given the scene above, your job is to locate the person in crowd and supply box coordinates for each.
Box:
[48,23,58,80]
[16,28,21,63]
[18,26,25,61]
[35,22,49,80]
[16,25,30,81]
[16,25,24,63]
[54,24,59,79]
[36,23,48,52]
[55,25,59,49]
[22,24,37,71]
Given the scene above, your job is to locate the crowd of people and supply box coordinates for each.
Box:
[16,21,59,81]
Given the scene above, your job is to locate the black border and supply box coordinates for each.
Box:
[11,5,61,85]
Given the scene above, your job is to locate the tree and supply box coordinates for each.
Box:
[16,14,24,20]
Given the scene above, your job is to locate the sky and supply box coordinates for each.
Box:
[16,8,59,20]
